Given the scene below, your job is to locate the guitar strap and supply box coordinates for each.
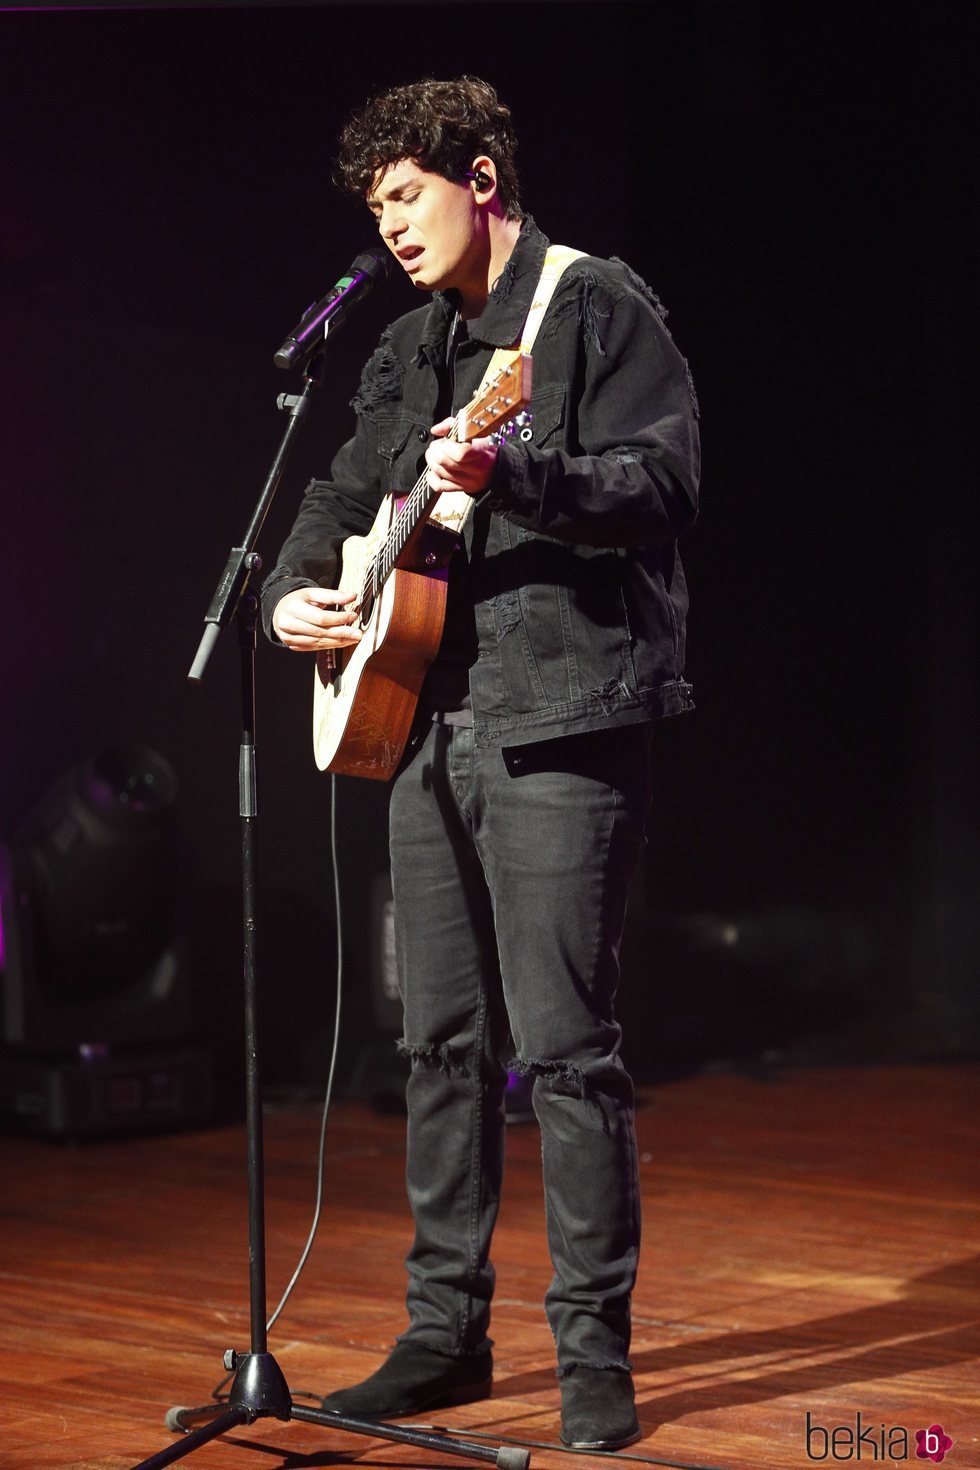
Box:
[428,243,586,534]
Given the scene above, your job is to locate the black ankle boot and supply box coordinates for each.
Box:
[559,1365,641,1450]
[319,1340,493,1418]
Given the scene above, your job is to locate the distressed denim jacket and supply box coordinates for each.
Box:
[260,218,700,747]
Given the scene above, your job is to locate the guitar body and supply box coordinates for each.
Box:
[312,498,456,779]
[310,352,532,782]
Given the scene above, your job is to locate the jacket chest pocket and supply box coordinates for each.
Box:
[375,412,427,492]
[520,385,566,449]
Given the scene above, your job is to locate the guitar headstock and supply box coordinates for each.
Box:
[456,353,533,443]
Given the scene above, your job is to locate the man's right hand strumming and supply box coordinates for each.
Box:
[271,587,363,652]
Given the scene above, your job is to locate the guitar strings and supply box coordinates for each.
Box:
[358,357,522,613]
[358,419,461,613]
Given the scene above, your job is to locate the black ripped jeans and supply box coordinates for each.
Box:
[388,718,652,1372]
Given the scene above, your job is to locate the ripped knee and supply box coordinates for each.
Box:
[508,1056,633,1121]
[508,1055,590,1098]
[396,1039,468,1076]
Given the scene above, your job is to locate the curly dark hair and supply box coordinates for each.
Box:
[334,76,522,218]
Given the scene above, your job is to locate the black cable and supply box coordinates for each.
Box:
[265,772,344,1334]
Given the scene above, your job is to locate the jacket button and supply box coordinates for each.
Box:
[417,429,428,441]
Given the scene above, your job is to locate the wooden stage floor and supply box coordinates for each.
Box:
[1,1063,978,1469]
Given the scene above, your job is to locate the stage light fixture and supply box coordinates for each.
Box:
[0,744,211,1136]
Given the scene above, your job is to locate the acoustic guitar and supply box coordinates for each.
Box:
[312,352,533,780]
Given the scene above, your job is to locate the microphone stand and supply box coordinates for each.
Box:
[133,348,527,1469]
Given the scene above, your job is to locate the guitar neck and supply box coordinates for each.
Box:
[361,352,532,605]
[375,475,441,587]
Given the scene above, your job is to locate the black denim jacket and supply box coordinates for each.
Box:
[261,218,700,747]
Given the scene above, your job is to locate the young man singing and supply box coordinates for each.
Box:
[262,76,700,1451]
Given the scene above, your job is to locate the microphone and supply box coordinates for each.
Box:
[273,248,392,370]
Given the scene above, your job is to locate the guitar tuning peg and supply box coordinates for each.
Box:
[491,409,533,447]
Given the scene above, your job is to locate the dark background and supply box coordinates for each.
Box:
[2,1,977,1108]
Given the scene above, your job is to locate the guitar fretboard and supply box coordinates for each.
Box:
[359,421,462,613]
[355,354,529,616]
